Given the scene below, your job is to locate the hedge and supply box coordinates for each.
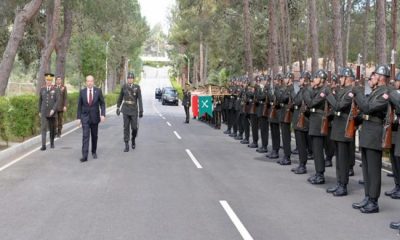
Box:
[0,92,119,145]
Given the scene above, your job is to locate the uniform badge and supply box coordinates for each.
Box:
[382,93,389,100]
[348,92,354,98]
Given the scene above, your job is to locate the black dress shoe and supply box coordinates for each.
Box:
[248,143,258,148]
[307,174,317,183]
[326,183,339,193]
[229,133,237,137]
[387,172,395,177]
[279,156,291,165]
[291,165,300,172]
[291,148,299,155]
[385,185,400,196]
[333,184,347,197]
[390,221,400,230]
[391,190,400,199]
[358,179,364,185]
[307,154,314,160]
[240,139,249,144]
[124,142,129,152]
[352,196,369,209]
[40,145,46,151]
[256,147,268,153]
[294,166,307,174]
[349,168,355,176]
[268,151,279,159]
[311,174,325,184]
[325,159,333,167]
[131,144,136,150]
[360,199,379,213]
[92,153,97,159]
[80,157,87,162]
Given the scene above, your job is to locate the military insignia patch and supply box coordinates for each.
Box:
[382,93,389,100]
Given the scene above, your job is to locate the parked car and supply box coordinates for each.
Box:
[161,89,179,106]
[155,88,162,99]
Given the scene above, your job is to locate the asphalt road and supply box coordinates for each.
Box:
[0,66,399,240]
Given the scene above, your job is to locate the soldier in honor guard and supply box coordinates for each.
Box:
[182,84,191,123]
[231,85,243,138]
[116,72,143,152]
[324,67,355,196]
[240,83,252,145]
[324,74,337,168]
[256,76,269,153]
[351,65,390,213]
[267,74,282,159]
[276,72,294,165]
[235,82,246,141]
[223,82,236,135]
[214,91,223,129]
[304,69,328,184]
[291,71,312,174]
[248,80,260,148]
[39,73,60,151]
[54,76,68,137]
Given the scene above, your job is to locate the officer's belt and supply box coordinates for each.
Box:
[334,111,348,118]
[310,108,324,114]
[124,100,136,105]
[294,105,299,110]
[280,103,287,107]
[362,114,383,123]
[259,101,265,104]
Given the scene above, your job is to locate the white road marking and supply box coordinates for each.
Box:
[162,116,166,120]
[0,107,116,172]
[185,149,203,169]
[173,131,182,140]
[219,201,254,240]
[159,113,163,117]
[166,122,172,127]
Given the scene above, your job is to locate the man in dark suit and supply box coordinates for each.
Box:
[77,75,106,162]
[182,86,191,123]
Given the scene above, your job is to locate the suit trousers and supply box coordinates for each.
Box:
[250,114,259,143]
[281,122,291,158]
[270,122,280,152]
[82,123,98,158]
[311,136,325,174]
[184,106,190,122]
[295,130,308,165]
[335,141,351,185]
[259,117,269,148]
[243,114,250,140]
[361,147,382,199]
[41,117,56,146]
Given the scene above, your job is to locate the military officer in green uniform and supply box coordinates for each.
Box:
[116,72,143,152]
[325,67,355,196]
[267,74,282,159]
[256,77,269,153]
[182,86,191,123]
[38,73,60,151]
[351,65,390,213]
[54,76,68,137]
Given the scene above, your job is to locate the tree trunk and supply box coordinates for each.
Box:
[55,3,73,82]
[242,0,254,83]
[36,0,61,93]
[279,0,287,73]
[204,44,208,84]
[392,0,398,52]
[343,0,352,65]
[199,32,204,85]
[332,0,344,72]
[309,0,319,73]
[268,0,279,74]
[283,0,292,71]
[304,0,310,71]
[0,0,44,96]
[362,0,370,66]
[376,0,387,65]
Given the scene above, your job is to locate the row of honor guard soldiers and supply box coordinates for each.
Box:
[213,65,400,230]
[38,73,68,151]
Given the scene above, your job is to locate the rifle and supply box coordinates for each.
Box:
[283,90,293,123]
[250,88,257,114]
[320,100,329,136]
[382,103,394,149]
[391,49,396,83]
[262,89,269,117]
[344,98,357,139]
[269,72,277,119]
[296,100,306,129]
[356,53,361,81]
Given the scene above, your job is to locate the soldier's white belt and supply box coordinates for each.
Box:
[362,114,383,123]
[310,108,324,114]
[334,111,348,117]
[124,101,136,105]
[280,103,286,107]
[294,106,299,110]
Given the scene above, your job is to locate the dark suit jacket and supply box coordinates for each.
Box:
[77,87,106,124]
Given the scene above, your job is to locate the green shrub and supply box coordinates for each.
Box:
[65,92,79,122]
[0,97,10,144]
[8,95,39,140]
[170,77,183,99]
[105,93,119,107]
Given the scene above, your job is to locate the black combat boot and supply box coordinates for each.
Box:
[132,129,137,149]
[390,221,400,229]
[360,198,379,214]
[235,134,243,140]
[223,129,231,134]
[229,132,237,138]
[240,139,249,144]
[267,150,279,159]
[291,148,299,155]
[40,145,46,151]
[307,174,317,183]
[352,196,369,209]
[294,164,307,174]
[50,141,55,149]
[325,157,333,167]
[248,142,258,148]
[311,173,325,184]
[256,146,268,153]
[124,142,129,152]
[333,184,347,197]
[279,156,291,165]
[385,185,400,197]
[326,183,340,193]
[349,168,355,176]
[291,165,300,172]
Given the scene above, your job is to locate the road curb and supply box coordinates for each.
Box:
[0,105,117,163]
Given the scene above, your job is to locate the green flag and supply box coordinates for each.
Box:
[198,96,213,117]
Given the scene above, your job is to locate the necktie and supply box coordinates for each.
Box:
[47,87,50,92]
[89,89,93,106]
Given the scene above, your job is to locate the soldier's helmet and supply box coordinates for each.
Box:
[300,71,311,80]
[286,72,294,79]
[373,65,390,77]
[339,67,355,78]
[395,72,400,81]
[331,74,339,83]
[275,73,284,80]
[127,72,135,79]
[313,69,328,80]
